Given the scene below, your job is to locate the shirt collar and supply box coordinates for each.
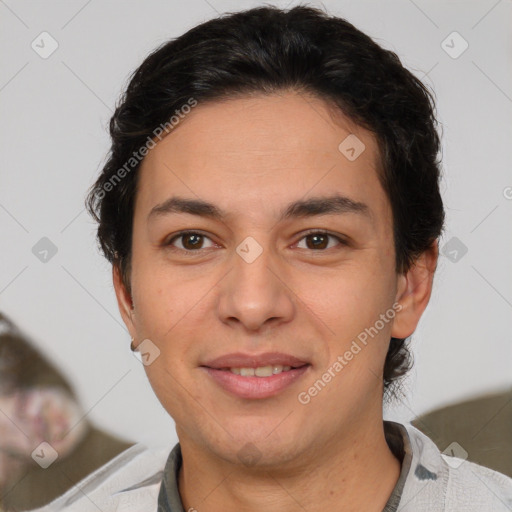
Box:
[158,420,413,512]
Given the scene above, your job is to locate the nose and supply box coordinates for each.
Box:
[216,241,295,334]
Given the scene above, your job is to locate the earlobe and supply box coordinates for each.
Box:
[112,264,136,334]
[391,242,439,339]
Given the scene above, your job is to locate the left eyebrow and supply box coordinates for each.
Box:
[281,195,371,221]
[147,194,371,223]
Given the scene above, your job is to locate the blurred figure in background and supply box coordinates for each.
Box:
[0,313,133,511]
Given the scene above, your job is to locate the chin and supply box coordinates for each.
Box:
[213,423,304,465]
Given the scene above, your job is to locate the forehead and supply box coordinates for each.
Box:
[134,91,387,224]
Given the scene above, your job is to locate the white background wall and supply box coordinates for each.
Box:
[1,0,511,449]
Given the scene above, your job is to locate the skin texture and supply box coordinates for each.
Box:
[113,91,438,511]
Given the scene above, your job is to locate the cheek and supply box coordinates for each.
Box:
[130,268,209,374]
[310,263,397,370]
[320,262,394,317]
[131,265,179,336]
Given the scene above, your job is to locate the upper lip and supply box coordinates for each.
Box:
[202,352,310,369]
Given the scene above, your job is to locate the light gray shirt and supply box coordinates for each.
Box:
[29,421,512,511]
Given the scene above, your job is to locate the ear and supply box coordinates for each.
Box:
[112,264,136,337]
[392,241,439,339]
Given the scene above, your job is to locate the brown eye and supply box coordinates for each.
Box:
[167,231,215,251]
[306,233,329,249]
[296,232,346,251]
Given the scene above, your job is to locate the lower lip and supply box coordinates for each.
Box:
[201,365,310,399]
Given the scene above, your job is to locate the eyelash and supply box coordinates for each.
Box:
[164,229,348,254]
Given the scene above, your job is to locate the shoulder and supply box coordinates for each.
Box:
[399,422,512,511]
[442,452,512,510]
[26,442,174,512]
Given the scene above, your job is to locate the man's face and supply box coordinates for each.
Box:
[117,91,408,466]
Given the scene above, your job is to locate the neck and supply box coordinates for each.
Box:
[177,419,401,512]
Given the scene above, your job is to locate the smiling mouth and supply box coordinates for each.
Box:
[215,364,309,377]
[201,363,311,400]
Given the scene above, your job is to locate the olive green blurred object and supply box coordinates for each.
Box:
[412,388,512,478]
[1,427,133,511]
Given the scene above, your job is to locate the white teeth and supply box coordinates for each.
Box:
[255,366,273,377]
[229,365,294,377]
